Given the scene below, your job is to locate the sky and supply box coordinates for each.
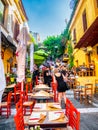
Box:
[22,0,72,42]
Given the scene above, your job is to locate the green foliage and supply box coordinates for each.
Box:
[34,44,39,51]
[43,35,65,60]
[67,41,74,69]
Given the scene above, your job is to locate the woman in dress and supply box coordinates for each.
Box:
[54,67,67,105]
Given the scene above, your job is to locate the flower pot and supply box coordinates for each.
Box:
[27,78,32,82]
[10,77,15,83]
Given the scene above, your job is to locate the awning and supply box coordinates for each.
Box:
[1,33,16,51]
[75,17,98,48]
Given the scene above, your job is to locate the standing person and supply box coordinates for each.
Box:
[54,67,67,105]
[32,64,39,87]
[43,66,52,87]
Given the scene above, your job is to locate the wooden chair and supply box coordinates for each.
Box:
[14,104,30,130]
[95,79,98,94]
[51,82,58,102]
[69,105,80,130]
[35,76,39,85]
[73,81,82,100]
[25,83,33,100]
[20,91,35,115]
[65,98,73,125]
[12,83,21,103]
[0,92,12,118]
[80,83,93,104]
[55,99,80,130]
[16,100,30,128]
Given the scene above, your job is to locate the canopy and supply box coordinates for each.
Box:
[34,50,48,57]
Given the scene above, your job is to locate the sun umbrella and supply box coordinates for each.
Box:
[0,26,6,103]
[16,24,30,90]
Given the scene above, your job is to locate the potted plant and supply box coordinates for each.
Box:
[10,73,16,83]
[26,73,32,83]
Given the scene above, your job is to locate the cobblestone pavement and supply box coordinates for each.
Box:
[0,90,98,130]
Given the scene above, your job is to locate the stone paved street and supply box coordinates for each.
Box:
[0,90,98,130]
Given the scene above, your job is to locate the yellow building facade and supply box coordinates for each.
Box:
[69,0,98,76]
[0,0,28,74]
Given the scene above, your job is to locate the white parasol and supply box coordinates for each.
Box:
[0,26,6,103]
[16,24,30,90]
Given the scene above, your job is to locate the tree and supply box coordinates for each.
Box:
[43,35,65,60]
[61,26,74,69]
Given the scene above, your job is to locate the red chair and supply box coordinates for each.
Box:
[70,105,80,130]
[0,92,12,118]
[12,83,21,103]
[66,98,73,125]
[20,91,35,115]
[51,82,58,102]
[35,76,39,85]
[14,106,24,130]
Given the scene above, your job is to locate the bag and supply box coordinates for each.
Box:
[65,82,70,90]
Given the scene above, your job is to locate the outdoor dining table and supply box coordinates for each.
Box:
[27,110,68,129]
[34,84,50,92]
[31,90,53,102]
[33,102,62,111]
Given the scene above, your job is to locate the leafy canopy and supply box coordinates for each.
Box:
[43,35,65,60]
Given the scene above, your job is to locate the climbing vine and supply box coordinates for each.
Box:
[67,40,74,69]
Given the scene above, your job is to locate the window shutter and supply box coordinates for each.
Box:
[73,28,76,44]
[82,10,87,32]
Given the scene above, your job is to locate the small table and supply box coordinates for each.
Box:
[31,90,53,102]
[33,102,62,111]
[34,84,50,91]
[28,110,68,129]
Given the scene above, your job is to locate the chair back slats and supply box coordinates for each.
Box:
[66,98,80,130]
[0,92,12,118]
[14,107,24,130]
[51,82,58,102]
[25,82,33,93]
[95,79,98,94]
[66,98,73,125]
[70,106,80,130]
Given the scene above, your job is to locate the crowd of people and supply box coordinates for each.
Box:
[32,59,77,105]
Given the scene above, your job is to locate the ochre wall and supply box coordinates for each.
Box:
[69,0,98,75]
[2,48,16,74]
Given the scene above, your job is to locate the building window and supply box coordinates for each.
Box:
[73,28,76,44]
[14,20,19,41]
[96,0,98,7]
[0,0,5,24]
[96,46,98,55]
[82,10,87,32]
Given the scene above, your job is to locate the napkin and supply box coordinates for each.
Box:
[34,90,50,96]
[47,104,61,110]
[49,111,65,122]
[29,112,46,123]
[38,113,46,123]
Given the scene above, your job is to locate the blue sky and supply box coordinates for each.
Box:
[23,0,72,42]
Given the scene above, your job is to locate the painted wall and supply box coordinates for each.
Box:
[2,48,16,74]
[69,0,98,75]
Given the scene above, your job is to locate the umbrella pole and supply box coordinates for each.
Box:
[21,81,24,91]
